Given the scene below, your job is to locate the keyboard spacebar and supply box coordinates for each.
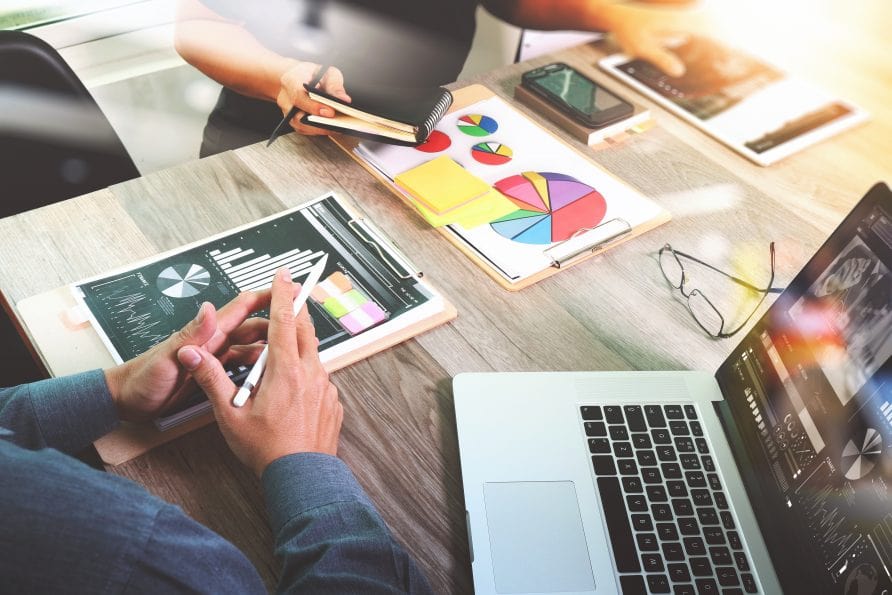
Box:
[597,477,640,573]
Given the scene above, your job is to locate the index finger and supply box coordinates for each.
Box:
[267,268,299,366]
[215,290,272,335]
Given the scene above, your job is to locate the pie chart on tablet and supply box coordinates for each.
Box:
[490,172,607,245]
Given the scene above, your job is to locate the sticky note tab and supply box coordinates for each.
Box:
[340,301,387,334]
[395,156,490,215]
[323,289,367,318]
[311,272,353,303]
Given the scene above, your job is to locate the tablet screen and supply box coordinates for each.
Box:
[612,36,855,155]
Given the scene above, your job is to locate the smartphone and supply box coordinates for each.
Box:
[521,62,634,128]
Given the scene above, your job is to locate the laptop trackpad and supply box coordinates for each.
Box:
[484,481,595,593]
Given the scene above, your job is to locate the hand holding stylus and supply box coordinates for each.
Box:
[178,264,342,477]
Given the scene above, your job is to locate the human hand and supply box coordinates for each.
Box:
[104,292,271,422]
[179,268,343,477]
[276,61,351,136]
[603,4,688,77]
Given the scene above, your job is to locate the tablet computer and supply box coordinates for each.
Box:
[599,35,868,166]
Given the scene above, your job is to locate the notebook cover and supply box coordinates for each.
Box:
[307,83,452,129]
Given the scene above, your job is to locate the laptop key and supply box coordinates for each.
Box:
[662,541,685,561]
[647,485,668,502]
[723,590,743,595]
[580,405,603,420]
[652,503,673,521]
[662,463,682,479]
[720,511,736,530]
[695,438,710,454]
[604,405,623,423]
[704,527,725,545]
[709,546,732,566]
[702,455,716,472]
[675,437,695,452]
[657,522,679,541]
[611,426,630,441]
[727,531,742,550]
[672,498,694,517]
[714,492,729,510]
[690,557,713,577]
[669,421,690,436]
[615,441,634,457]
[596,477,640,572]
[667,481,687,497]
[645,405,667,428]
[592,456,617,475]
[625,405,646,431]
[674,585,695,595]
[741,573,758,593]
[628,494,648,512]
[619,460,639,475]
[620,575,647,595]
[708,474,723,491]
[690,421,704,436]
[684,536,706,556]
[684,404,698,419]
[680,454,701,470]
[678,517,700,536]
[642,553,664,572]
[585,421,608,436]
[642,468,663,484]
[633,433,653,449]
[664,404,684,419]
[623,477,644,493]
[637,449,658,466]
[717,567,739,587]
[697,508,720,525]
[657,446,676,461]
[668,562,691,583]
[685,471,707,487]
[647,574,671,594]
[589,438,611,454]
[734,552,750,571]
[695,578,719,594]
[691,489,712,506]
[632,514,653,531]
[652,429,672,444]
[637,532,659,551]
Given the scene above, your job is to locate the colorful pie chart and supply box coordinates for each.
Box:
[415,130,451,153]
[491,172,607,245]
[471,142,513,165]
[457,114,498,136]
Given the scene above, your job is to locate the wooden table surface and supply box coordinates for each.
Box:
[1,2,889,591]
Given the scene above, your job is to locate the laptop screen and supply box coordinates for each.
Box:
[715,183,892,595]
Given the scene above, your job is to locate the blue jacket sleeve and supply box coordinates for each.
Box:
[262,453,434,594]
[0,370,119,454]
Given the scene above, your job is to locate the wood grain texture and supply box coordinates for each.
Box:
[0,3,889,593]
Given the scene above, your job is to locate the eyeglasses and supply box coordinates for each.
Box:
[658,242,783,338]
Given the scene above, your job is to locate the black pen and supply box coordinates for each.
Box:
[266,63,330,147]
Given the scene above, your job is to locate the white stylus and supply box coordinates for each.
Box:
[232,254,329,407]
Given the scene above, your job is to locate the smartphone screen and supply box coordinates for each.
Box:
[534,67,623,114]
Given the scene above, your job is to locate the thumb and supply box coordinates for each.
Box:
[168,302,218,354]
[177,346,237,410]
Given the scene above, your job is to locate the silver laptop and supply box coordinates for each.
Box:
[454,183,892,595]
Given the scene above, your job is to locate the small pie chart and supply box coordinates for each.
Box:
[491,172,607,245]
[841,428,883,480]
[471,142,513,165]
[457,114,498,137]
[415,130,451,153]
[157,264,211,298]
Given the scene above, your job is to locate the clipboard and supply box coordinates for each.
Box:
[15,194,456,466]
[333,84,670,291]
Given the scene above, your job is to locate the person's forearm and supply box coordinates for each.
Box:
[483,0,625,32]
[174,5,296,102]
[0,371,118,453]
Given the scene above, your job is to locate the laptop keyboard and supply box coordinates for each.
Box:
[580,404,758,595]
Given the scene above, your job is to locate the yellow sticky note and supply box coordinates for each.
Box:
[406,187,516,229]
[395,156,491,215]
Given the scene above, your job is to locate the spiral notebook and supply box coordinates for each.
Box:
[302,84,453,146]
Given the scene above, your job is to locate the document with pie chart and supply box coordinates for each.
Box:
[356,95,669,285]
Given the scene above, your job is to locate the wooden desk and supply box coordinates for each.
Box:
[1,3,889,590]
